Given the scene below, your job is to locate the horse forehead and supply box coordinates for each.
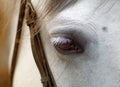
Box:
[52,0,120,23]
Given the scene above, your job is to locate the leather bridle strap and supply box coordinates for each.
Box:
[11,0,57,87]
[26,0,57,87]
[11,0,27,86]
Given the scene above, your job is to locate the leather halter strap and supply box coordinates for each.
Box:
[11,0,57,87]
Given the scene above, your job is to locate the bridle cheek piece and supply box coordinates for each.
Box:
[26,0,57,87]
[11,0,57,87]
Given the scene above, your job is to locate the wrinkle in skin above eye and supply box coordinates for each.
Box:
[48,18,97,44]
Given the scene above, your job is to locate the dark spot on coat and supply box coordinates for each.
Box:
[102,27,108,32]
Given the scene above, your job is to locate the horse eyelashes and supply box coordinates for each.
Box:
[51,36,84,54]
[51,37,72,46]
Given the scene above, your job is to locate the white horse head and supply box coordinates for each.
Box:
[8,0,120,87]
[39,0,120,87]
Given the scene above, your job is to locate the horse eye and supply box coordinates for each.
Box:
[51,37,84,54]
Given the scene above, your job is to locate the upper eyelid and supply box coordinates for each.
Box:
[49,23,96,37]
[49,25,84,41]
[49,23,97,44]
[49,24,84,35]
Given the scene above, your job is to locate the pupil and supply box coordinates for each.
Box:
[57,41,78,51]
[58,43,72,50]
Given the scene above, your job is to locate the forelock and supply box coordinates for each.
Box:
[32,0,78,20]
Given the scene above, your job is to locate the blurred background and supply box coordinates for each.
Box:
[0,0,18,87]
